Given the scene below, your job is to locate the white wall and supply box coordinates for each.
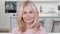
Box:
[41,4,58,13]
[0,0,10,29]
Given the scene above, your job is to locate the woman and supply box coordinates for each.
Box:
[12,1,47,34]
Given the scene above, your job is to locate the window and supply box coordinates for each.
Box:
[5,1,17,13]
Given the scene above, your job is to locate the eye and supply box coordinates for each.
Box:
[23,11,27,14]
[29,11,34,13]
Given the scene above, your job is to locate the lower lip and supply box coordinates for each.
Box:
[27,19,31,20]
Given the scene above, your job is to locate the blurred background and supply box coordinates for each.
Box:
[0,0,60,33]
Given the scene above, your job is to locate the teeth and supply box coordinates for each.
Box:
[27,19,31,20]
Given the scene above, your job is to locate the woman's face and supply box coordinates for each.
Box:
[22,6,35,24]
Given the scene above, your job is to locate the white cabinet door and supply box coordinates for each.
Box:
[10,17,17,32]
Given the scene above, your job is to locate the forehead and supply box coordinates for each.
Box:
[23,5,34,11]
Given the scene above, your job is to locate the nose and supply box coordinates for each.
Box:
[26,13,31,18]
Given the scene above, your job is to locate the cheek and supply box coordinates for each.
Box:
[31,14,35,19]
[22,14,26,19]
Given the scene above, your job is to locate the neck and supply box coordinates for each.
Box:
[26,23,33,29]
[26,23,31,29]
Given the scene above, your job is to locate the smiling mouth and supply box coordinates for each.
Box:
[25,17,33,20]
[26,19,32,20]
[26,19,31,20]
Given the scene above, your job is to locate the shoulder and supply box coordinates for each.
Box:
[39,26,48,34]
[12,26,20,34]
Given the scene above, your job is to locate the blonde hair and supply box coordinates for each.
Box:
[17,1,40,33]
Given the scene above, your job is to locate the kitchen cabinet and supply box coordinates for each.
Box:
[10,16,60,33]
